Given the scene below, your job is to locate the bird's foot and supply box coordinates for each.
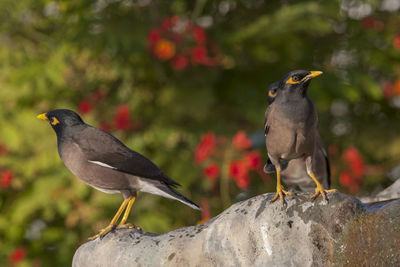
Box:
[88,224,116,240]
[311,185,337,201]
[271,185,292,204]
[117,223,141,230]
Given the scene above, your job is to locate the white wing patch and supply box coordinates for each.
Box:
[88,160,117,169]
[90,185,120,195]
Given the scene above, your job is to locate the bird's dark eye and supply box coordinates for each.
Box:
[292,75,301,82]
[286,74,305,84]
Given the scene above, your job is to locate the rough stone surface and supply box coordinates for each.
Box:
[336,199,400,266]
[73,192,399,267]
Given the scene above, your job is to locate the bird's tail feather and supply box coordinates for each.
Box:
[263,159,276,173]
[164,185,201,210]
[139,178,201,210]
[263,158,289,173]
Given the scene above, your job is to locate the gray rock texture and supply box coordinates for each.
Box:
[73,192,400,267]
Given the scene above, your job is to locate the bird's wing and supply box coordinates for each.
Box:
[73,126,181,187]
[320,146,331,188]
[264,107,270,135]
[264,104,275,135]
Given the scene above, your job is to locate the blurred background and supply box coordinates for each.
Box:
[1,0,400,265]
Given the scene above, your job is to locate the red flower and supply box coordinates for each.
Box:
[343,147,362,164]
[78,100,92,114]
[362,16,375,29]
[383,82,395,99]
[232,131,252,150]
[394,36,400,50]
[229,160,250,189]
[148,16,221,70]
[203,163,220,180]
[339,171,361,194]
[343,147,364,179]
[244,150,261,169]
[154,39,176,60]
[339,171,352,187]
[0,170,13,188]
[148,28,160,47]
[9,247,26,262]
[191,46,215,66]
[351,160,364,179]
[229,161,244,177]
[193,26,206,44]
[235,173,250,189]
[113,105,131,131]
[192,46,207,64]
[171,55,188,71]
[195,132,216,163]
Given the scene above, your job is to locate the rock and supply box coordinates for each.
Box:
[72,192,400,267]
[337,199,400,266]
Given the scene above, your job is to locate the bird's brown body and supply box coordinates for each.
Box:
[265,98,317,163]
[264,81,331,191]
[280,134,330,191]
[60,137,134,196]
[59,126,185,201]
[264,70,336,203]
[38,109,200,240]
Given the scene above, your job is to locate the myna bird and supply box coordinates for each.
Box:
[37,109,200,240]
[264,82,331,192]
[264,70,336,203]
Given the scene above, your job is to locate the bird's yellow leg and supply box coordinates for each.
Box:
[88,198,130,240]
[118,196,139,229]
[271,169,292,204]
[309,173,336,200]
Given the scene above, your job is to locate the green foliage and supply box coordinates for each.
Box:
[1,0,400,265]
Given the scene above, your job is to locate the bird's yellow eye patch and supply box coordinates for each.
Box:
[51,117,60,125]
[286,76,301,84]
[268,90,277,98]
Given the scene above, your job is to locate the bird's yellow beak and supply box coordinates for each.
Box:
[306,71,323,79]
[37,113,49,121]
[286,71,323,84]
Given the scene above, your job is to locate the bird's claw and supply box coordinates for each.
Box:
[311,185,336,201]
[117,223,141,230]
[88,224,116,240]
[271,186,292,204]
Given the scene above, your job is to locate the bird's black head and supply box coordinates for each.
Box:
[267,81,280,104]
[277,70,323,99]
[37,109,85,138]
